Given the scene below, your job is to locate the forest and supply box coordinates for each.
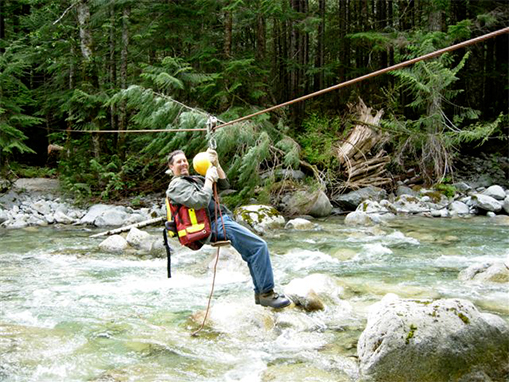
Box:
[0,0,508,204]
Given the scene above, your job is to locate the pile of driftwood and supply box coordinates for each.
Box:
[335,98,391,190]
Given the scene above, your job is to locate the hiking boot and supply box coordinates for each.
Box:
[255,290,291,309]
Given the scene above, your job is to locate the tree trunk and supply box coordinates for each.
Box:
[224,8,232,58]
[118,5,130,154]
[109,4,117,144]
[314,0,325,91]
[255,12,265,61]
[77,0,92,62]
[0,0,5,54]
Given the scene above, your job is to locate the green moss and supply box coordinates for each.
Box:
[235,206,280,226]
[422,191,443,203]
[457,312,470,324]
[406,324,418,344]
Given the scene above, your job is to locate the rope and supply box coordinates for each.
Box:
[191,183,229,337]
[191,245,220,337]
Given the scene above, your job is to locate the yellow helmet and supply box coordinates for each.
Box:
[192,152,211,176]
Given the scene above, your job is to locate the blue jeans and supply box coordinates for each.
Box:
[210,215,275,295]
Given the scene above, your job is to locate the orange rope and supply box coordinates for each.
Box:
[190,183,228,337]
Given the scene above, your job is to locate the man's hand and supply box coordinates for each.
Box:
[205,166,219,183]
[207,148,219,167]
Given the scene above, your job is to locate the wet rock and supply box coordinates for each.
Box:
[99,235,129,253]
[357,294,509,382]
[471,194,503,213]
[191,301,275,337]
[459,262,509,283]
[233,204,285,236]
[503,196,509,214]
[126,227,152,248]
[483,185,506,200]
[284,218,314,230]
[332,186,387,211]
[344,211,373,226]
[284,273,344,312]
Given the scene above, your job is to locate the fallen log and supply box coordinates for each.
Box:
[89,216,165,238]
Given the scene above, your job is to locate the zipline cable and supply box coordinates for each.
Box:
[65,27,508,135]
[213,26,509,131]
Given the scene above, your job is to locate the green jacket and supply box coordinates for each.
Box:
[166,175,230,218]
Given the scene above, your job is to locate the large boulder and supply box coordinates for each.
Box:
[332,186,387,211]
[483,185,506,200]
[233,204,285,235]
[471,193,503,213]
[357,294,509,382]
[284,189,332,218]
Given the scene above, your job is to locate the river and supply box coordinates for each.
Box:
[1,216,508,381]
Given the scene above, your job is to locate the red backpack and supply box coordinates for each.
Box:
[164,197,211,251]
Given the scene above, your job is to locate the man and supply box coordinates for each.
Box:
[166,149,291,309]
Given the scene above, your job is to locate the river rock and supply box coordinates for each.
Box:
[284,273,344,312]
[233,204,285,235]
[0,209,8,224]
[448,200,470,215]
[395,185,417,197]
[126,227,161,253]
[471,193,503,213]
[285,218,314,230]
[483,185,506,200]
[503,196,509,214]
[80,204,112,225]
[94,208,129,227]
[54,210,75,224]
[459,262,509,283]
[191,301,274,337]
[32,200,51,215]
[332,186,387,211]
[344,211,373,226]
[452,182,472,193]
[357,294,509,382]
[99,234,129,253]
[393,194,428,214]
[284,189,332,218]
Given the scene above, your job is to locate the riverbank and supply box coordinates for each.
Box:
[1,176,508,230]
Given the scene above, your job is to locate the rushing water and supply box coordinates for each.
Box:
[1,216,508,381]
